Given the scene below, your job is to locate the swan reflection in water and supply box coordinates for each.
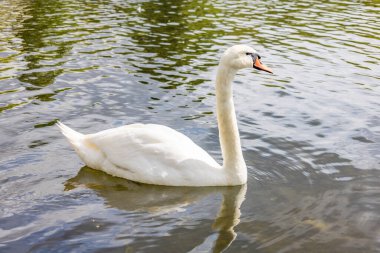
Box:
[65,166,247,252]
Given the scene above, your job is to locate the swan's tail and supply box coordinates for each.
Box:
[57,121,103,169]
[56,121,84,148]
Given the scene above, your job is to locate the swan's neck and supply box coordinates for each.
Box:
[216,64,247,183]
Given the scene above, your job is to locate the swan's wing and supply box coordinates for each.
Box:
[86,124,222,185]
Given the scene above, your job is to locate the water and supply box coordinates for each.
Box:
[1,0,379,252]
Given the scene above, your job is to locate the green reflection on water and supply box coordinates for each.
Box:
[14,0,71,87]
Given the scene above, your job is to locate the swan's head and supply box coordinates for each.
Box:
[220,45,273,74]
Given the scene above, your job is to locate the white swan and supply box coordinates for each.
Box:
[58,45,273,186]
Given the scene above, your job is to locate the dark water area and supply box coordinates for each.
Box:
[1,0,379,252]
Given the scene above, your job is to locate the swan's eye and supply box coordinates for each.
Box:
[246,52,253,56]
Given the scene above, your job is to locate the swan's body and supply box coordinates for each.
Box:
[58,122,226,186]
[58,45,272,186]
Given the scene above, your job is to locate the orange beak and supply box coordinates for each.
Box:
[254,57,273,74]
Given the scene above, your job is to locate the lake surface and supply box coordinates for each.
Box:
[1,0,379,252]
